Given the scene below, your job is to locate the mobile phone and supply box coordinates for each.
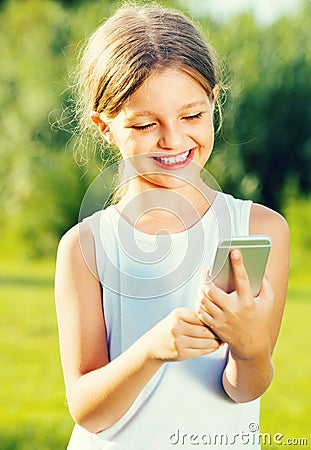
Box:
[206,235,272,296]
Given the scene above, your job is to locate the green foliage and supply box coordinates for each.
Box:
[205,3,311,212]
[1,0,311,259]
[0,0,114,258]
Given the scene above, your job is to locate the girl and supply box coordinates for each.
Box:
[55,4,289,449]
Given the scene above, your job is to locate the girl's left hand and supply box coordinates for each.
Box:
[196,249,275,361]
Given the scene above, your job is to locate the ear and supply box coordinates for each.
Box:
[211,84,220,111]
[212,84,220,103]
[90,111,115,145]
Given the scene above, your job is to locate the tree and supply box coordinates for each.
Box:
[1,0,311,258]
[205,1,311,212]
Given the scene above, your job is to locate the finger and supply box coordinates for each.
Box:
[187,343,221,358]
[197,284,223,327]
[177,304,222,330]
[196,306,214,329]
[180,312,219,339]
[172,307,219,337]
[195,323,219,340]
[230,249,252,300]
[200,268,209,285]
[197,296,221,322]
[182,335,222,352]
[199,282,227,312]
[171,307,198,324]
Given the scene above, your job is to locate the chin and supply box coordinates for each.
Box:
[143,173,191,190]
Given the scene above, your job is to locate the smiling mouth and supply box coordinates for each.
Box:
[152,149,194,169]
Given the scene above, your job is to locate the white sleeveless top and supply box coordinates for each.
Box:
[67,192,261,450]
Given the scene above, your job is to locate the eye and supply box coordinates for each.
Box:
[183,112,203,121]
[132,123,155,131]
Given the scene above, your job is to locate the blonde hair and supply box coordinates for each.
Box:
[74,3,224,165]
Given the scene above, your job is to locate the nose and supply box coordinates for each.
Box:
[158,123,183,150]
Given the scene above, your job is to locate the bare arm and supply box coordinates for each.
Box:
[197,204,290,402]
[55,222,221,433]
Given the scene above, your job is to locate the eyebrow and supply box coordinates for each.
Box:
[124,100,208,122]
[180,100,208,110]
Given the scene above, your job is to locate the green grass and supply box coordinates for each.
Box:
[0,198,311,449]
[259,198,311,448]
[1,266,310,449]
[0,260,73,449]
[260,295,311,448]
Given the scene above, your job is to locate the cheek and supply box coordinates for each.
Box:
[109,121,131,150]
[205,117,215,137]
[119,134,155,158]
[115,137,136,159]
[196,121,214,152]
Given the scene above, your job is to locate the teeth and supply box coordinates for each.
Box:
[156,150,190,165]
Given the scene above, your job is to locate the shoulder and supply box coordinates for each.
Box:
[57,221,98,279]
[58,221,93,256]
[249,203,290,251]
[249,203,289,236]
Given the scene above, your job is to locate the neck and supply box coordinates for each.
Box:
[115,177,216,234]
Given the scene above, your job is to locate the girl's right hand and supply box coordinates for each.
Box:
[145,307,222,363]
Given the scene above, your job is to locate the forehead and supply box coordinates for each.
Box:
[122,69,209,116]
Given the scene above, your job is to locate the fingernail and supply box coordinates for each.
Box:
[231,250,240,260]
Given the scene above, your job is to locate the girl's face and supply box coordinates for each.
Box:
[98,69,217,192]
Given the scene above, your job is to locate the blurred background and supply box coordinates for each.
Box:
[0,0,310,448]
